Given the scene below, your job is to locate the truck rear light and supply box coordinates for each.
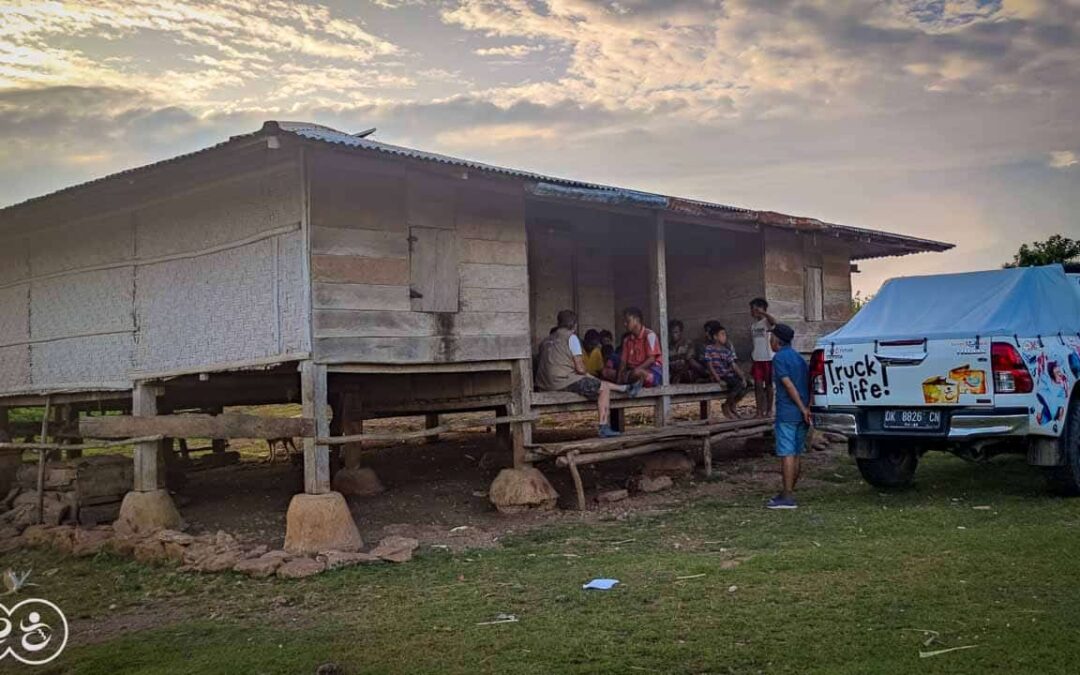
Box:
[809,348,827,399]
[991,342,1032,394]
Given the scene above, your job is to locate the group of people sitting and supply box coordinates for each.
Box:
[534,299,787,437]
[534,298,814,510]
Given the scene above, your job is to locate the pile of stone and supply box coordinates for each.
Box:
[0,523,420,580]
[0,455,132,530]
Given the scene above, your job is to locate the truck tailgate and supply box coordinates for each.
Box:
[820,338,993,408]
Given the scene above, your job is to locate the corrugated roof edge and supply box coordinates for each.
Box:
[0,119,953,260]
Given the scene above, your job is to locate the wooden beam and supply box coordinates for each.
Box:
[649,212,671,427]
[339,392,364,468]
[424,413,440,444]
[79,414,314,440]
[317,413,538,444]
[301,361,331,495]
[0,436,164,452]
[132,383,163,492]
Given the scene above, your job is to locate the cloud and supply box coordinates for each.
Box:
[474,44,545,57]
[1049,150,1078,168]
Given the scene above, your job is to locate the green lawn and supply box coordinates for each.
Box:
[7,451,1080,674]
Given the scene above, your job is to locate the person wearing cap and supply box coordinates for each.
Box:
[766,323,811,510]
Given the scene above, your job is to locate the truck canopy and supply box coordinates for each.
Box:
[824,265,1080,345]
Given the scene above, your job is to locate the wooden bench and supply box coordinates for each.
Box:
[531,382,730,415]
[526,417,773,509]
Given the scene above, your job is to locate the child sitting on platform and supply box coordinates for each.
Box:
[703,324,749,418]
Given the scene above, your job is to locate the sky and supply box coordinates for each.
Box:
[0,0,1078,295]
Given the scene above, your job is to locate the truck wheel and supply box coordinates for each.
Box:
[856,440,919,489]
[1048,396,1080,495]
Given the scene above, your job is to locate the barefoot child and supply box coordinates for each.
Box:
[703,324,749,418]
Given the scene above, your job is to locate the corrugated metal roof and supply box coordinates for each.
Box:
[0,119,953,259]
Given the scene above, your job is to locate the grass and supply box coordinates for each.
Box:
[6,451,1080,674]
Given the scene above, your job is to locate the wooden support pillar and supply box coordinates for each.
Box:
[0,407,16,497]
[339,392,364,469]
[425,413,440,444]
[509,359,533,468]
[61,405,83,459]
[300,361,331,495]
[132,382,163,492]
[699,400,710,421]
[650,212,671,427]
[495,405,511,451]
[210,406,226,454]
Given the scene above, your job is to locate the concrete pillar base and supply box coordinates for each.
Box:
[331,466,384,497]
[115,489,184,537]
[284,492,363,555]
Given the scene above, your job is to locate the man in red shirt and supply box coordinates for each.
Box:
[617,307,663,387]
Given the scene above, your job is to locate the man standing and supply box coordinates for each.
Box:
[536,310,641,438]
[766,323,811,510]
[749,298,776,417]
[617,307,663,388]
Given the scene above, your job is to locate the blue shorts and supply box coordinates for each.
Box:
[775,422,809,457]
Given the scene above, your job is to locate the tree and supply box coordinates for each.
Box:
[851,291,872,314]
[1005,234,1080,268]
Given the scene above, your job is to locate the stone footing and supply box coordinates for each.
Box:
[331,467,384,497]
[284,492,363,555]
[114,489,184,537]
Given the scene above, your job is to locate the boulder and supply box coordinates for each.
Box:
[331,467,384,497]
[597,489,629,504]
[71,528,112,557]
[157,529,194,546]
[641,451,695,479]
[233,555,284,579]
[133,538,169,565]
[635,475,673,493]
[22,525,54,548]
[319,550,382,570]
[276,557,326,579]
[49,525,76,554]
[372,536,419,563]
[243,545,270,560]
[488,467,558,514]
[283,492,363,555]
[197,550,242,573]
[162,542,188,563]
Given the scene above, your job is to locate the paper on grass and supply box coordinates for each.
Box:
[582,578,620,590]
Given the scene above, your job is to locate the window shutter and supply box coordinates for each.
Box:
[409,226,459,312]
[805,266,824,322]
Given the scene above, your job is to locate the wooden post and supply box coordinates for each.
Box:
[495,405,511,451]
[650,212,671,427]
[35,398,50,524]
[425,413,440,444]
[210,406,226,454]
[60,405,83,459]
[132,382,163,492]
[509,359,533,468]
[300,361,331,495]
[339,392,364,469]
[699,400,710,421]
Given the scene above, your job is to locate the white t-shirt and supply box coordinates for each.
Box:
[568,334,583,357]
[750,317,773,362]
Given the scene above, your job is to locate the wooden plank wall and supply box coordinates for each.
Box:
[666,225,764,358]
[762,227,853,352]
[309,151,530,364]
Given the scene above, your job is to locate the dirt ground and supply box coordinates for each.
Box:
[176,402,842,552]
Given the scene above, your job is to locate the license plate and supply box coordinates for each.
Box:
[883,409,943,430]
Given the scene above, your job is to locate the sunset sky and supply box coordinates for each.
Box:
[1,0,1077,294]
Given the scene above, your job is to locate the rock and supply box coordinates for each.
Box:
[157,529,194,545]
[284,492,363,555]
[0,535,22,554]
[213,530,238,549]
[316,663,344,675]
[331,467,384,497]
[372,536,419,563]
[0,525,21,541]
[114,490,184,537]
[641,451,695,479]
[719,560,741,570]
[260,549,293,562]
[108,532,142,557]
[197,550,242,573]
[72,528,112,557]
[22,525,54,548]
[162,542,188,563]
[49,525,76,554]
[181,541,216,567]
[233,555,284,579]
[636,475,673,493]
[133,538,169,565]
[243,545,270,560]
[276,557,326,579]
[488,467,558,514]
[597,489,629,504]
[318,550,382,570]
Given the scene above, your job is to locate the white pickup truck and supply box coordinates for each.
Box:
[812,265,1080,492]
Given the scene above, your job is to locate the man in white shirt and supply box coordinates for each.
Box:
[749,298,776,418]
[535,310,641,437]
